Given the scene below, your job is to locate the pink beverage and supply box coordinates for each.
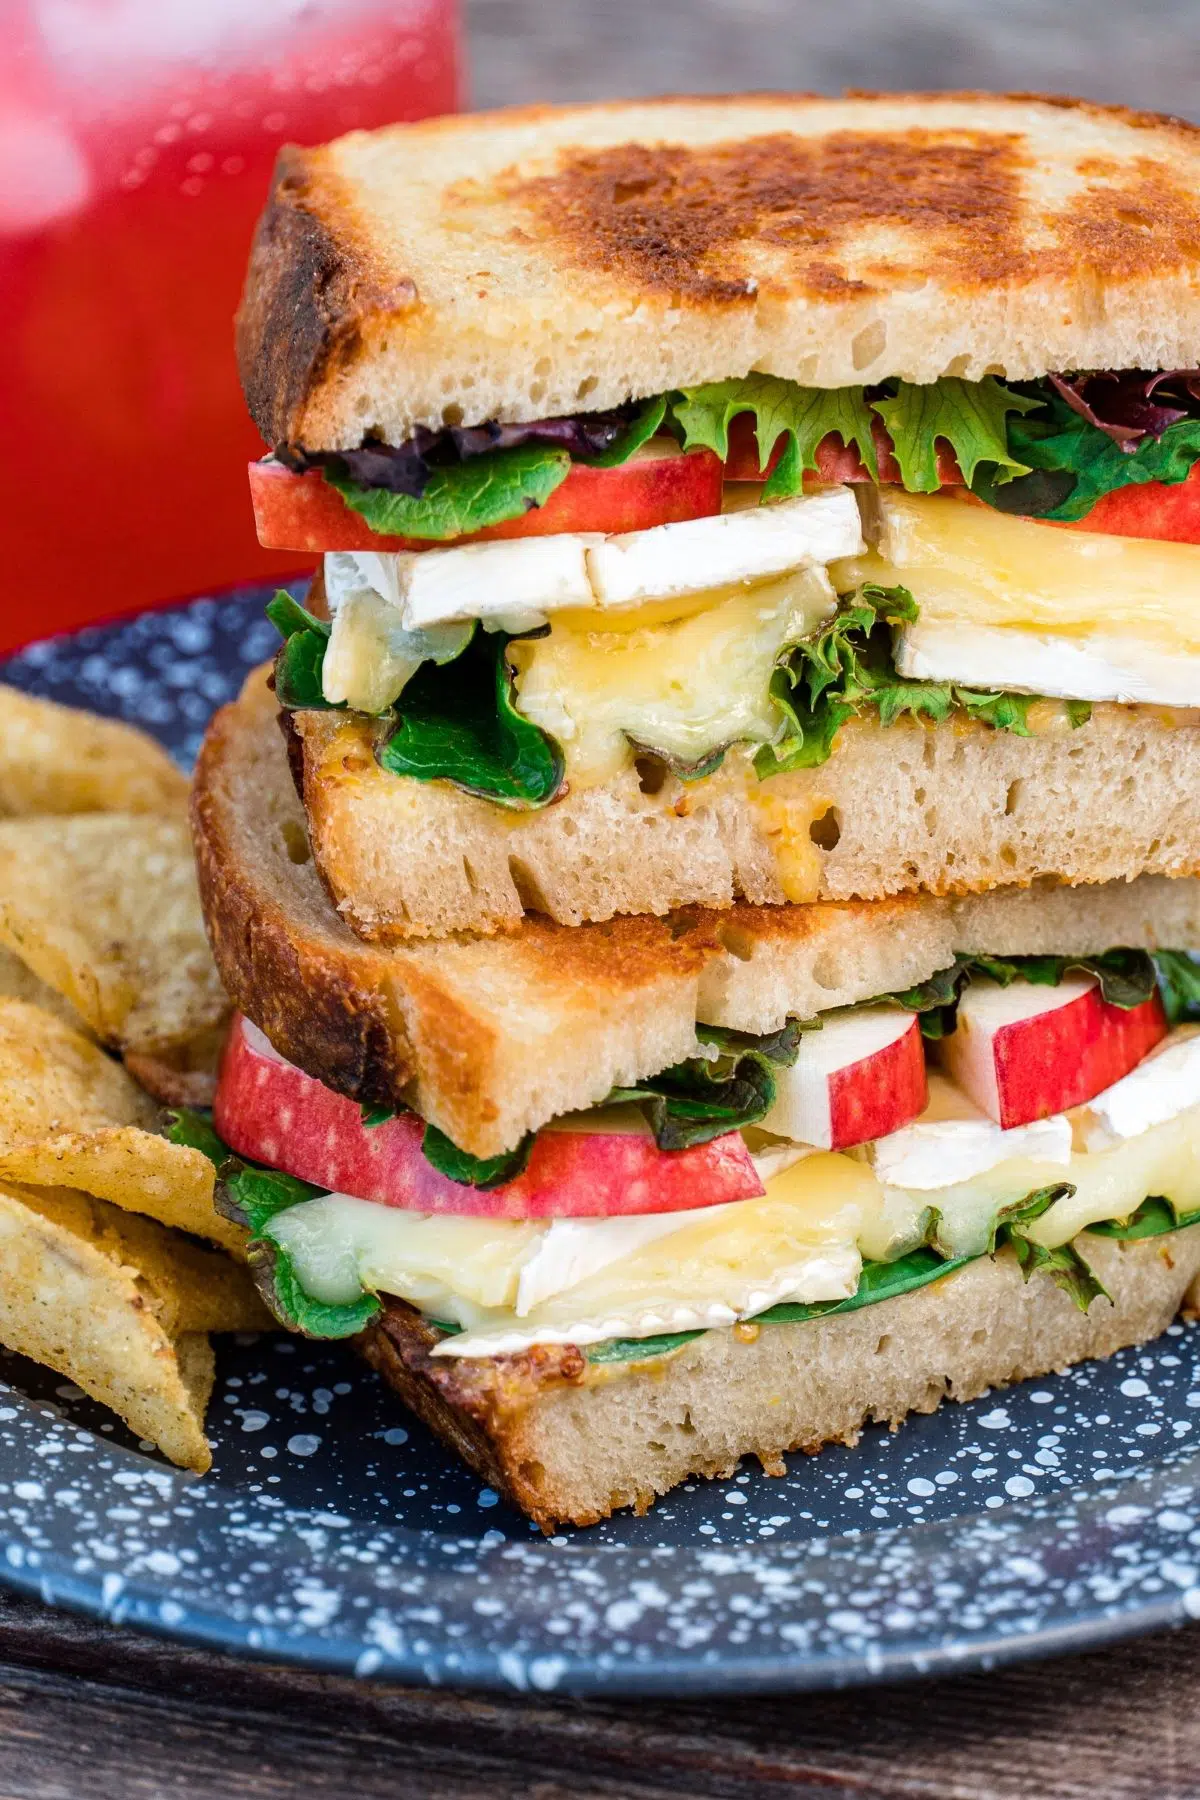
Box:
[0,0,461,652]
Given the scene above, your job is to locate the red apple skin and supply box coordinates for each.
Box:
[1060,462,1200,545]
[214,1014,764,1219]
[828,1021,929,1150]
[722,414,964,487]
[946,985,1168,1129]
[248,447,724,553]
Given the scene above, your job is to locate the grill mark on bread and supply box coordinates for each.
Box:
[510,130,1030,303]
[1052,157,1200,279]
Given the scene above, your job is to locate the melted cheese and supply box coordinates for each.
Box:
[262,1046,1200,1360]
[834,489,1200,657]
[510,567,835,787]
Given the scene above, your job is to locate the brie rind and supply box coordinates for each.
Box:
[323,488,863,635]
[437,1247,862,1358]
[872,1112,1073,1190]
[1081,1027,1200,1147]
[896,618,1200,708]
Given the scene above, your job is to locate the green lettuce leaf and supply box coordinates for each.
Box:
[869,376,1039,492]
[755,1244,975,1323]
[609,1019,809,1150]
[267,590,335,711]
[586,1329,706,1364]
[420,1122,534,1190]
[1154,951,1200,1027]
[326,443,571,541]
[1087,1194,1200,1241]
[974,392,1200,522]
[167,1110,379,1339]
[882,948,1160,1039]
[990,1183,1108,1312]
[755,585,1046,776]
[584,1245,975,1363]
[671,376,879,497]
[969,949,1158,1009]
[377,630,564,808]
[580,395,669,467]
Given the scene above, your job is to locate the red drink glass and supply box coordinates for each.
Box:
[1,0,462,653]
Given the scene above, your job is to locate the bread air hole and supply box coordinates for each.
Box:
[507,856,546,910]
[635,754,669,796]
[851,319,887,371]
[280,819,310,865]
[808,807,841,851]
[811,952,845,991]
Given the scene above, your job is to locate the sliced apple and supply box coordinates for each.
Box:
[248,443,724,553]
[760,1008,927,1150]
[1063,463,1200,545]
[213,1014,764,1219]
[941,975,1168,1129]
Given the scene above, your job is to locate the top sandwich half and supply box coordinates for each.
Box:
[237,92,1200,941]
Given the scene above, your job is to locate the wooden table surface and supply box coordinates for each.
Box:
[5,1587,1200,1799]
[10,4,1200,1794]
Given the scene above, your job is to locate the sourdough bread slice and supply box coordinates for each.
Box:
[237,94,1200,449]
[361,1230,1200,1529]
[294,701,1200,940]
[191,666,1200,1155]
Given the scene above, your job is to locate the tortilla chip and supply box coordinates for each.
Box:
[0,945,92,1033]
[0,1180,271,1471]
[0,684,187,817]
[0,813,227,1053]
[0,998,245,1255]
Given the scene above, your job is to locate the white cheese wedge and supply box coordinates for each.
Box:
[323,488,861,638]
[514,1206,739,1316]
[835,489,1200,659]
[390,536,597,634]
[439,1249,863,1358]
[1081,1026,1200,1147]
[585,488,864,605]
[895,618,1200,708]
[872,1111,1073,1191]
[322,585,474,713]
[511,565,836,786]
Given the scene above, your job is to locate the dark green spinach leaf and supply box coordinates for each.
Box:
[377,630,564,807]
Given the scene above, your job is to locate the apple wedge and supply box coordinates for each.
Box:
[760,1008,927,1150]
[214,1014,764,1219]
[941,975,1167,1129]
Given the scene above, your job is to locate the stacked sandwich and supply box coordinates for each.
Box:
[189,93,1200,1527]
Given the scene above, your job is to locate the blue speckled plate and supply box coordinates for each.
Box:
[4,586,1200,1695]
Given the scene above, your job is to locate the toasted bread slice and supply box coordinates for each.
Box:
[191,667,1200,1157]
[292,702,1200,940]
[361,1230,1200,1529]
[237,94,1200,450]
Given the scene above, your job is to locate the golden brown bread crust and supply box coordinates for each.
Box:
[359,1300,589,1521]
[191,685,417,1109]
[361,1229,1200,1529]
[236,92,1200,448]
[236,146,415,451]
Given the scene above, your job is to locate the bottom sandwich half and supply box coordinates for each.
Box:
[185,668,1200,1528]
[361,1233,1200,1530]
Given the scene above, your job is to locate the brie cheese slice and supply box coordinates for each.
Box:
[896,618,1200,708]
